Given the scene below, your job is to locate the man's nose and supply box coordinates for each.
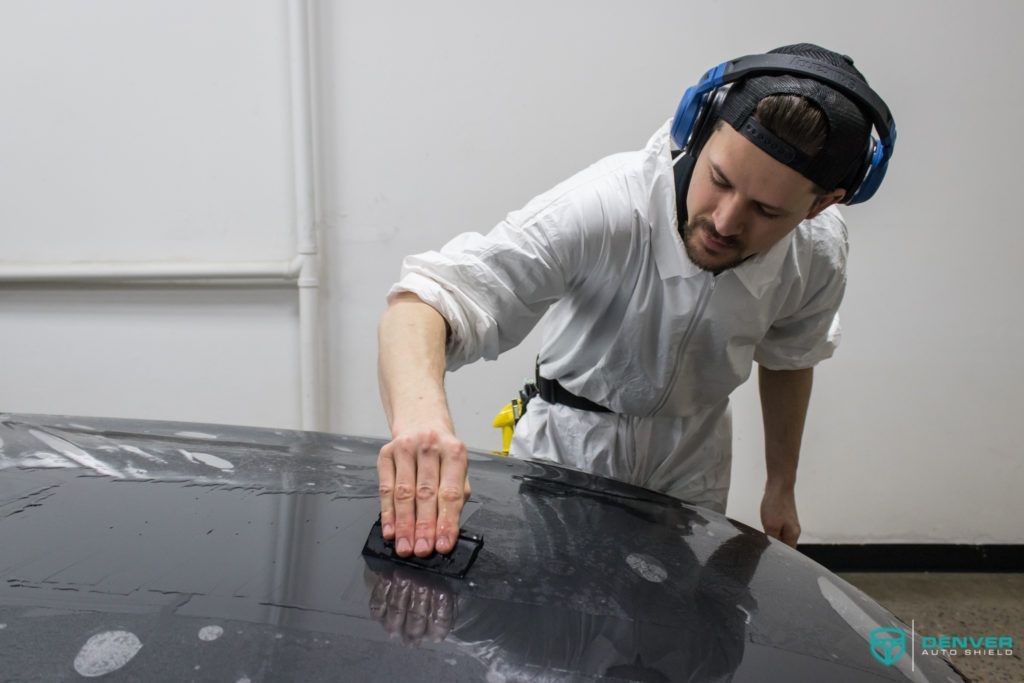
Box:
[712,196,745,237]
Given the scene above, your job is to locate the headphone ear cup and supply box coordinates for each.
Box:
[671,89,707,149]
[671,65,729,149]
[685,85,731,155]
[670,85,730,155]
[842,137,879,204]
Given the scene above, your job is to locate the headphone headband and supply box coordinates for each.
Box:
[671,52,897,204]
[723,55,893,133]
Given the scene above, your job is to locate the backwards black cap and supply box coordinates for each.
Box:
[718,43,873,193]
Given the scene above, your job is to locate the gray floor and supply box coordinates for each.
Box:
[839,573,1024,683]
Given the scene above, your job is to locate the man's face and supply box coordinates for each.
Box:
[683,121,842,273]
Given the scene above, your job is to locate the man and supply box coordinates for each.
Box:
[377,43,895,558]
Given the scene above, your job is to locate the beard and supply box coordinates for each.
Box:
[681,216,747,273]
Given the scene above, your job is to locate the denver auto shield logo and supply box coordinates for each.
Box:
[870,627,906,666]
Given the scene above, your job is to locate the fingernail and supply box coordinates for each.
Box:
[397,538,412,555]
[415,538,429,554]
[436,535,450,553]
[383,523,393,537]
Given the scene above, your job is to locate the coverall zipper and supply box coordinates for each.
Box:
[649,274,716,416]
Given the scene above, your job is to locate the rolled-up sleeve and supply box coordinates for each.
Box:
[754,213,849,371]
[388,203,577,371]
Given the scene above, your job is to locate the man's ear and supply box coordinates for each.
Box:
[805,188,846,220]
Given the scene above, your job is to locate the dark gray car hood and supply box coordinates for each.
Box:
[0,414,962,681]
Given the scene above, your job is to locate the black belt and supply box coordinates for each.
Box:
[535,373,612,414]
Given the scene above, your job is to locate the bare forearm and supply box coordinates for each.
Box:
[377,292,469,558]
[758,365,813,490]
[377,292,454,435]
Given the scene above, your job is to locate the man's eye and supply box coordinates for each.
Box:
[756,206,782,219]
[711,175,729,188]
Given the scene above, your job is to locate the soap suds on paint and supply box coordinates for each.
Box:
[625,553,668,583]
[29,430,121,478]
[178,449,234,471]
[20,452,75,469]
[73,630,143,678]
[120,445,167,464]
[198,625,224,641]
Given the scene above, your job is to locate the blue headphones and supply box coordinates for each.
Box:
[670,53,897,205]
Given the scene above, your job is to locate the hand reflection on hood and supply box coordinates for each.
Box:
[367,564,457,646]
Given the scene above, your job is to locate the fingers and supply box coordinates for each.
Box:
[376,444,397,540]
[435,438,468,554]
[387,436,418,558]
[414,437,441,558]
[379,428,469,558]
[761,489,799,548]
[762,516,800,548]
[378,436,417,557]
[780,521,801,548]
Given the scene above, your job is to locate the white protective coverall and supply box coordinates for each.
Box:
[389,119,848,513]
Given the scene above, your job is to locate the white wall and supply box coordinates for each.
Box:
[0,1,301,427]
[2,1,1021,543]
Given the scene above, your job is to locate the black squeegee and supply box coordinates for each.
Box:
[361,517,484,579]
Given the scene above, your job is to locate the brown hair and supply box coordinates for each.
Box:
[712,94,830,194]
[753,94,828,158]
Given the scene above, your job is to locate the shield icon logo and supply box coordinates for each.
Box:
[870,627,906,666]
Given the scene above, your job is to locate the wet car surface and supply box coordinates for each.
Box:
[0,414,964,681]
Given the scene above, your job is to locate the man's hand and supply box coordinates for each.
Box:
[377,425,471,558]
[760,485,801,547]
